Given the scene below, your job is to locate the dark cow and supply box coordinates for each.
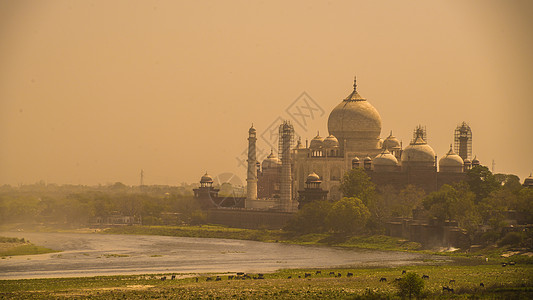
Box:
[347,272,353,277]
[379,277,387,282]
[422,275,429,280]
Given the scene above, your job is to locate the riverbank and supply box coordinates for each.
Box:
[103,225,533,263]
[0,236,57,257]
[1,264,531,299]
[104,225,422,251]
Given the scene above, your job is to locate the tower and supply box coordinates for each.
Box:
[454,122,472,161]
[246,125,258,201]
[279,121,294,211]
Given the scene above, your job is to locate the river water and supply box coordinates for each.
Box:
[0,232,447,279]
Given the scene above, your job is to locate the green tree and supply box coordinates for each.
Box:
[285,200,333,233]
[423,183,479,232]
[326,197,370,234]
[395,272,425,299]
[396,185,426,218]
[466,165,501,203]
[340,168,377,206]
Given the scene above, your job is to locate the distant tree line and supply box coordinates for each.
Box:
[0,182,203,227]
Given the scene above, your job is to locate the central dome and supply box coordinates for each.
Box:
[327,78,382,144]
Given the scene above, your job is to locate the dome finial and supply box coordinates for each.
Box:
[353,75,357,91]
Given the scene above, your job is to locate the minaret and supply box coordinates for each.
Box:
[246,124,258,201]
[279,121,294,211]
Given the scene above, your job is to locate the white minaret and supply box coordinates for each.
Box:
[246,124,258,201]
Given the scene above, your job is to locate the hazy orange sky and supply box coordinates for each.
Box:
[1,0,532,186]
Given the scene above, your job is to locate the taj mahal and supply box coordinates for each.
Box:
[195,77,476,213]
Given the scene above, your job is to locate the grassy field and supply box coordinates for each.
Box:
[0,264,531,299]
[0,236,57,257]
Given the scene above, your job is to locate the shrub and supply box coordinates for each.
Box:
[498,231,524,247]
[395,272,424,299]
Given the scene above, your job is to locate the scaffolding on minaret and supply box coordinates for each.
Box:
[278,121,294,212]
[454,122,472,161]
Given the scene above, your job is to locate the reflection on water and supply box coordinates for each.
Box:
[0,232,448,279]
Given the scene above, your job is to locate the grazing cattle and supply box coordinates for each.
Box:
[206,277,212,281]
[215,276,221,281]
[315,271,321,275]
[160,276,166,281]
[171,275,176,280]
[449,279,455,284]
[402,270,406,274]
[422,275,429,280]
[228,275,234,280]
[329,272,336,276]
[347,272,353,277]
[195,278,198,282]
[379,277,387,282]
[298,276,301,278]
[337,273,342,278]
[480,283,484,287]
[304,273,311,278]
[394,278,401,282]
[442,286,454,293]
[287,276,292,279]
[237,272,244,276]
[509,261,516,266]
[502,263,507,267]
[245,275,252,279]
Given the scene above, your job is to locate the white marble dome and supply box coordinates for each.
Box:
[374,149,398,166]
[439,146,463,167]
[262,150,281,169]
[323,135,339,148]
[309,133,324,149]
[327,79,382,142]
[383,131,401,150]
[401,136,436,164]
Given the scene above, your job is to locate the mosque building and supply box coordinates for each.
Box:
[196,77,476,212]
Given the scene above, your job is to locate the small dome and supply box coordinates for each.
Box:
[323,135,339,148]
[464,158,472,164]
[373,149,398,166]
[439,145,463,167]
[364,155,372,161]
[306,172,321,183]
[472,156,480,164]
[262,150,281,169]
[309,133,324,149]
[352,156,360,163]
[200,172,213,183]
[401,136,436,164]
[383,131,401,150]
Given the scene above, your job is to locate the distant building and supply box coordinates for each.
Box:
[196,77,477,211]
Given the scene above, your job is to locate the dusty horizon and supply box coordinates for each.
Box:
[1,0,532,186]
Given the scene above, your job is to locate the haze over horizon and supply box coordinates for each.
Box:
[1,0,532,186]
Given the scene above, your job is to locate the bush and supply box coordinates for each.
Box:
[395,272,424,299]
[498,231,524,247]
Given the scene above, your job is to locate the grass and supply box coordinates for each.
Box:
[0,236,58,257]
[0,264,531,299]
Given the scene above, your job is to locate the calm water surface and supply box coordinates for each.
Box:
[0,232,448,279]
